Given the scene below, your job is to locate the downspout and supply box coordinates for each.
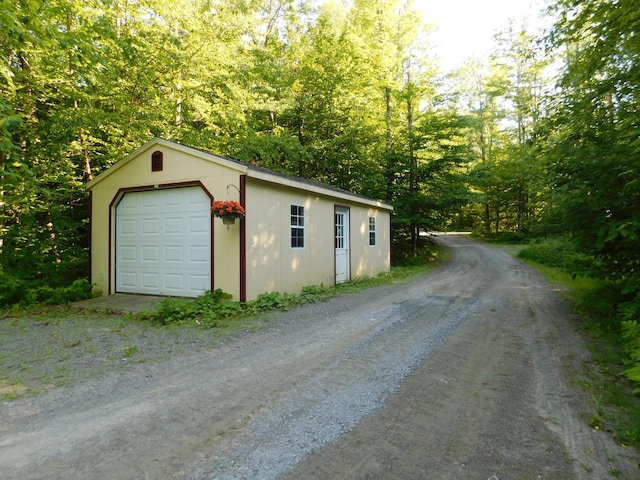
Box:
[240,175,247,302]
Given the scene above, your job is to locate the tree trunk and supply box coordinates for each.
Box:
[384,86,394,203]
[406,75,418,257]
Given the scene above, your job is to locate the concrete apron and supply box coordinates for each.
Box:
[72,294,167,313]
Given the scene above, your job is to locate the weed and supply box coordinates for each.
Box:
[122,345,139,358]
[111,319,126,332]
[138,244,447,330]
[506,247,640,451]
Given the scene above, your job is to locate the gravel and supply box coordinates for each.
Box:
[1,234,638,480]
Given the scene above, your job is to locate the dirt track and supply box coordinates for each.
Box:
[1,235,638,479]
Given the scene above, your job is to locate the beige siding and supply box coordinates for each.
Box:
[350,207,391,278]
[89,143,245,299]
[89,139,392,302]
[244,179,335,300]
[244,179,391,300]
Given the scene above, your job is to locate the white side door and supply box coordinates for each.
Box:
[335,207,350,284]
[115,186,211,297]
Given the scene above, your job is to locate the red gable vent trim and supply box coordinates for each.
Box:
[151,151,163,172]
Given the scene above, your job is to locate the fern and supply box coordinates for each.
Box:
[622,320,640,393]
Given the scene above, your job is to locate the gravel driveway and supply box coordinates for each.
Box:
[1,235,638,479]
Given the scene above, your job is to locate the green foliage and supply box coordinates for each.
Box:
[516,246,640,446]
[146,289,236,327]
[518,237,600,278]
[145,287,327,328]
[0,0,436,286]
[142,243,447,328]
[0,276,93,307]
[622,320,640,393]
[538,0,640,297]
[0,272,27,306]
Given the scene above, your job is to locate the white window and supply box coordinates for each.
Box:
[291,204,305,248]
[369,216,376,246]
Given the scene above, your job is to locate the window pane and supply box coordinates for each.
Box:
[369,216,376,246]
[291,204,305,248]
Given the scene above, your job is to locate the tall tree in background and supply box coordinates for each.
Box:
[0,0,245,282]
[455,24,550,236]
[541,0,640,292]
[0,0,464,285]
[452,59,509,233]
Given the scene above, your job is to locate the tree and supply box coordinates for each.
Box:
[541,0,640,288]
[453,24,551,236]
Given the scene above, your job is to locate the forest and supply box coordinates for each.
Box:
[1,0,639,385]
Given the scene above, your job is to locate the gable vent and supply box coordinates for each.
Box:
[151,151,163,172]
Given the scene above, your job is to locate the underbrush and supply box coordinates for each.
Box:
[140,243,447,329]
[517,236,601,277]
[516,236,640,449]
[139,287,335,329]
[0,274,94,307]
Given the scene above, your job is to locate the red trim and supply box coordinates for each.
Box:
[240,175,247,302]
[151,151,163,171]
[88,190,93,287]
[108,181,214,296]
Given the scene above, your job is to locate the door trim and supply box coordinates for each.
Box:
[108,181,213,295]
[334,205,351,284]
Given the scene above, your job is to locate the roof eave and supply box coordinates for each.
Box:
[85,137,249,190]
[246,169,393,210]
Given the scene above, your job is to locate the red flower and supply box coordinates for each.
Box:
[211,200,245,218]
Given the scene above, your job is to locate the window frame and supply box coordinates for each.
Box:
[290,204,305,249]
[368,216,376,247]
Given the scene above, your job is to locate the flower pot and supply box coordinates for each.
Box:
[222,216,236,225]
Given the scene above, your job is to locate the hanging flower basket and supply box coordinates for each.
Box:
[211,200,245,225]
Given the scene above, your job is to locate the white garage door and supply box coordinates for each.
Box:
[115,186,211,297]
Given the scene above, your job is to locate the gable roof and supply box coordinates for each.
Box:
[86,138,393,210]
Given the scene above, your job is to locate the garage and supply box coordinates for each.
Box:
[88,138,391,301]
[115,186,211,297]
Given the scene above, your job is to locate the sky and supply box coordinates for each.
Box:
[417,0,550,71]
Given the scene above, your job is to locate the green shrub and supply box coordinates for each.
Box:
[518,236,599,277]
[145,287,334,328]
[0,273,27,306]
[482,231,530,244]
[0,276,93,307]
[145,289,240,326]
[620,296,640,393]
[142,245,448,329]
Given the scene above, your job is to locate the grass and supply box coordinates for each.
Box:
[508,252,640,451]
[139,243,449,329]
[0,243,448,401]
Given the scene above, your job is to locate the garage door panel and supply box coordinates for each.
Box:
[188,274,210,292]
[189,188,210,204]
[118,271,137,288]
[165,217,183,234]
[165,246,183,262]
[189,216,209,233]
[119,246,137,262]
[189,245,209,263]
[116,187,211,297]
[164,274,184,290]
[142,194,161,207]
[141,246,159,262]
[141,273,160,288]
[142,219,159,235]
[119,219,137,235]
[163,189,183,205]
[118,194,138,210]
